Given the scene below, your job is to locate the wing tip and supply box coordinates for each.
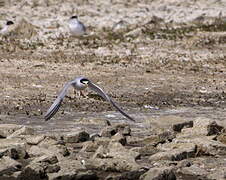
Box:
[44,115,50,121]
[44,112,52,121]
[128,116,135,122]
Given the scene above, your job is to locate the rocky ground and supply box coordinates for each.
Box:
[0,0,226,179]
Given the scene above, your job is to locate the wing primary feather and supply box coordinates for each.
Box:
[44,99,62,121]
[44,81,74,121]
[88,81,135,121]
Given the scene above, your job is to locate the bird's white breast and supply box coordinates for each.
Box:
[68,20,85,36]
[73,81,87,91]
[0,26,8,35]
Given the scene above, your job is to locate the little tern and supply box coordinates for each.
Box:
[68,15,86,37]
[44,77,135,121]
[0,20,14,35]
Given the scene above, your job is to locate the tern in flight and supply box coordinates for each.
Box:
[44,77,135,121]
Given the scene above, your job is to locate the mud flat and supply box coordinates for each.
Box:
[0,0,226,179]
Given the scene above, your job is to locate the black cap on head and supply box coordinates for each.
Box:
[6,21,14,25]
[80,78,89,84]
[70,15,78,19]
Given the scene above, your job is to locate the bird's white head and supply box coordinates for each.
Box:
[80,78,89,85]
[73,77,89,90]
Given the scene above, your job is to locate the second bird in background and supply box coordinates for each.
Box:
[0,20,14,35]
[68,15,86,37]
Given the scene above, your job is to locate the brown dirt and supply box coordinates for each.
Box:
[0,0,226,122]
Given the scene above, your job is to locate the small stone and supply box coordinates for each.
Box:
[149,142,197,161]
[100,126,117,137]
[0,156,21,176]
[0,124,23,138]
[217,132,226,145]
[94,137,111,147]
[8,126,35,138]
[48,159,86,180]
[18,162,47,180]
[45,164,61,173]
[177,164,208,178]
[140,167,176,180]
[90,133,101,141]
[63,131,90,143]
[172,120,193,132]
[180,118,224,137]
[100,124,131,137]
[27,146,53,157]
[0,138,27,159]
[26,135,45,145]
[158,130,176,143]
[33,154,58,164]
[111,132,127,145]
[81,141,99,152]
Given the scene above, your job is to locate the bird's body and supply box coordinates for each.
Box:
[68,16,86,37]
[71,77,88,90]
[44,77,135,122]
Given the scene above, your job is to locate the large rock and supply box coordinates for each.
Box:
[149,142,197,161]
[77,117,111,126]
[146,115,191,133]
[0,138,27,159]
[33,154,58,165]
[175,135,226,156]
[105,169,147,180]
[37,136,70,158]
[174,118,226,156]
[111,132,127,145]
[127,135,159,146]
[27,145,54,157]
[86,142,141,172]
[18,162,48,180]
[131,144,158,157]
[26,135,46,145]
[140,167,176,180]
[207,167,226,180]
[7,126,35,139]
[48,158,98,180]
[176,156,226,180]
[32,154,60,174]
[179,118,224,137]
[38,136,58,147]
[0,156,21,176]
[100,124,131,137]
[176,164,209,179]
[80,137,112,153]
[28,144,69,160]
[217,132,226,145]
[0,124,23,138]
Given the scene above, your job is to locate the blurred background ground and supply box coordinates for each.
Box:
[0,0,226,127]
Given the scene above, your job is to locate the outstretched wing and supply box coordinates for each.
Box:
[88,81,135,121]
[44,81,74,121]
[79,21,86,33]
